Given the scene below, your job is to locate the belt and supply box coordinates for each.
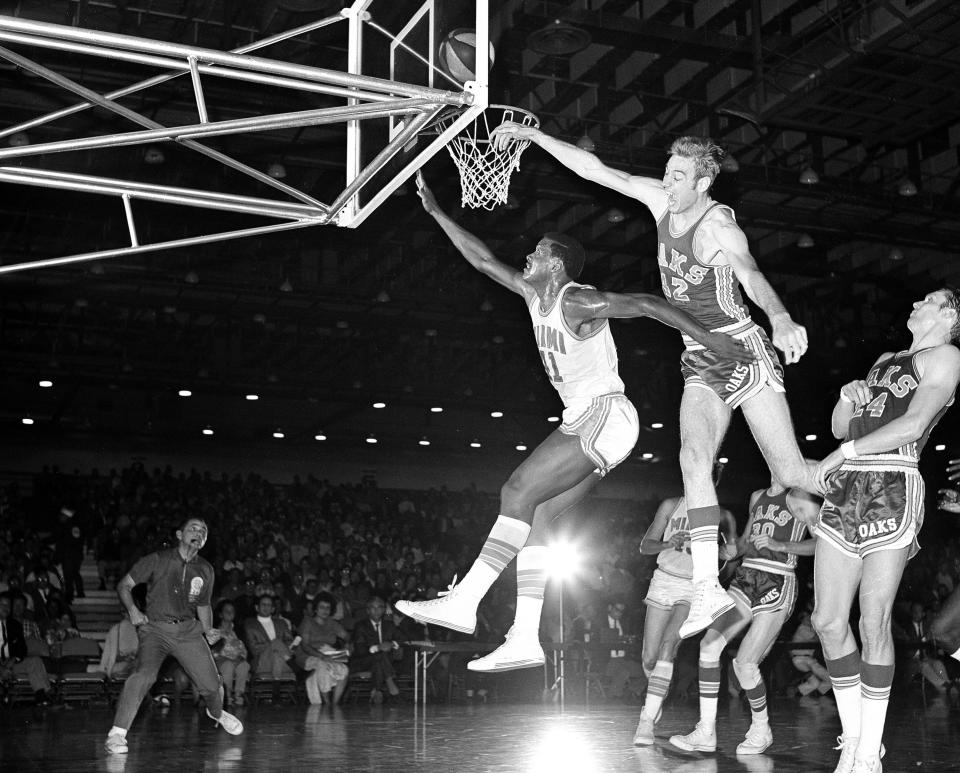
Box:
[157,617,193,624]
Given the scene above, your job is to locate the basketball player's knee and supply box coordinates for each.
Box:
[678,443,711,479]
[732,659,761,690]
[810,607,843,643]
[499,476,534,520]
[699,633,726,663]
[857,609,893,650]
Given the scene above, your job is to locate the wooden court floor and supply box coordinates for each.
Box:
[1,691,957,772]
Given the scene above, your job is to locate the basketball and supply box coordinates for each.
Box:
[439,28,495,84]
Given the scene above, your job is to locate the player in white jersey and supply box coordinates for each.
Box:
[396,173,749,672]
[633,472,737,746]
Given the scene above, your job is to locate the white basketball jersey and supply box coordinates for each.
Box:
[656,497,693,579]
[528,282,625,413]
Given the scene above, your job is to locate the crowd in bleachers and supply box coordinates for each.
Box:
[1,461,959,709]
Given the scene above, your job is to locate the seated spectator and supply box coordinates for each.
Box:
[25,574,64,627]
[895,601,950,691]
[0,592,56,706]
[594,597,645,701]
[99,609,139,680]
[294,591,349,705]
[243,594,295,679]
[212,601,250,707]
[8,592,46,657]
[789,606,832,696]
[349,596,406,703]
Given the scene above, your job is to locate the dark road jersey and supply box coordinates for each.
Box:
[848,348,954,465]
[656,203,749,330]
[743,488,808,575]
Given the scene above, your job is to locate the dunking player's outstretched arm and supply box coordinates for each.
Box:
[415,172,531,299]
[561,286,752,362]
[490,123,667,217]
[697,211,808,364]
[816,344,960,489]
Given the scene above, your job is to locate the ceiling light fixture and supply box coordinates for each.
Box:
[430,406,443,413]
[491,410,503,418]
[202,426,214,436]
[527,19,592,56]
[372,401,386,409]
[144,146,165,165]
[376,290,390,303]
[178,389,192,397]
[516,444,528,451]
[245,394,259,401]
[797,233,815,248]
[184,270,199,284]
[469,439,482,448]
[39,379,53,388]
[720,155,740,173]
[272,429,284,439]
[9,131,29,147]
[897,178,918,197]
[418,437,431,446]
[798,166,819,185]
[267,162,287,179]
[607,208,625,224]
[315,433,327,441]
[888,247,904,261]
[279,277,293,293]
[22,416,34,425]
[366,435,378,444]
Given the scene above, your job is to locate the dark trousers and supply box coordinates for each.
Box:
[350,651,397,690]
[113,620,222,730]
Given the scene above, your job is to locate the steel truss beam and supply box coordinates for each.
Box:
[0,2,489,273]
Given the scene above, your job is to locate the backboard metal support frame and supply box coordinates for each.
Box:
[0,0,489,274]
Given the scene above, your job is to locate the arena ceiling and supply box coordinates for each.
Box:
[1,0,959,469]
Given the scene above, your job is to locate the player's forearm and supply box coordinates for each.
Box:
[639,539,672,555]
[780,539,816,556]
[427,208,498,273]
[831,401,855,439]
[531,131,608,179]
[197,605,213,631]
[116,581,139,618]
[741,271,789,321]
[636,295,721,346]
[839,415,927,457]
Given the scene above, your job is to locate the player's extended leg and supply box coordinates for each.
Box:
[930,583,960,662]
[854,546,909,770]
[397,429,595,634]
[633,602,688,745]
[670,601,750,753]
[172,625,241,736]
[731,607,791,756]
[810,542,864,773]
[740,387,816,494]
[677,386,735,639]
[470,474,600,673]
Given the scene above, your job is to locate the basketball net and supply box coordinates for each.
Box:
[439,105,539,210]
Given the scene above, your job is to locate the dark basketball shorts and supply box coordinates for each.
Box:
[728,565,797,617]
[680,323,784,408]
[817,465,923,559]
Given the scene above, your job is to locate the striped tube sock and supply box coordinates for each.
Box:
[457,515,531,601]
[825,650,862,740]
[513,546,548,635]
[643,660,674,720]
[687,506,722,583]
[859,661,894,761]
[744,681,768,724]
[698,660,722,723]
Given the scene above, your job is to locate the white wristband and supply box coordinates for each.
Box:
[839,392,853,403]
[840,440,858,460]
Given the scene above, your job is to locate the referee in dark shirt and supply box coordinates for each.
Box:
[105,518,243,754]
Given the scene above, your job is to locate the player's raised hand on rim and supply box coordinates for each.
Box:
[490,121,539,152]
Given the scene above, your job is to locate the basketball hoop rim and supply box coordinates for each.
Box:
[425,103,540,136]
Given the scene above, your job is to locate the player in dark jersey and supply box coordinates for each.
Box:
[491,126,816,639]
[812,289,960,773]
[668,481,818,756]
[104,518,242,754]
